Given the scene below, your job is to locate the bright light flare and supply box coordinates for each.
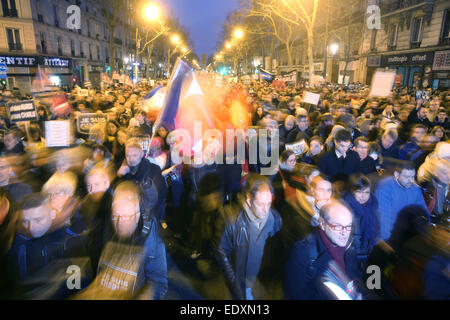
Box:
[144,4,160,21]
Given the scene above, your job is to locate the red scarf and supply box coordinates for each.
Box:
[318,229,347,274]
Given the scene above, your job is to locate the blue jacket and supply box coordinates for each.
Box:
[374,177,428,240]
[399,139,420,160]
[217,208,282,299]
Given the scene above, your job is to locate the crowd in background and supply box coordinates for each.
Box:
[0,78,448,300]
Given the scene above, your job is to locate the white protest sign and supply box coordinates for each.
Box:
[285,140,306,156]
[78,89,89,97]
[369,71,396,97]
[303,92,321,105]
[45,121,72,147]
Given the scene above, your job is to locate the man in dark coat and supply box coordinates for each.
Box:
[78,181,168,300]
[217,175,282,300]
[379,129,400,159]
[353,137,377,175]
[7,193,90,299]
[318,129,360,182]
[286,114,313,144]
[284,200,364,300]
[118,139,168,221]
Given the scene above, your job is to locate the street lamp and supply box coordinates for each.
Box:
[330,43,339,55]
[135,3,161,83]
[323,41,339,82]
[144,4,160,21]
[234,28,244,40]
[225,42,232,50]
[171,34,181,45]
[167,34,183,75]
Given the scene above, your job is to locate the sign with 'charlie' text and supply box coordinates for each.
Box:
[7,100,38,123]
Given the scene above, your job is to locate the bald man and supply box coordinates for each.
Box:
[285,200,364,300]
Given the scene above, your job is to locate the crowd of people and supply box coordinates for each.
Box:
[0,78,448,300]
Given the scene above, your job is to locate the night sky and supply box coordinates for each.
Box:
[162,0,240,62]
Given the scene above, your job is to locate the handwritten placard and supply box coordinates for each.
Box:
[45,121,72,147]
[303,92,321,105]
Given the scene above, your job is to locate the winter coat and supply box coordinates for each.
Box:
[217,208,282,299]
[374,177,428,240]
[284,230,363,300]
[343,193,380,260]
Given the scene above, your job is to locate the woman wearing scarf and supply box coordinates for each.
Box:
[343,174,380,265]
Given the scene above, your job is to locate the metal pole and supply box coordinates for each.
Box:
[323,41,328,81]
[135,27,139,83]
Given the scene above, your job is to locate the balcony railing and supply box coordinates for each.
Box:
[4,8,18,17]
[380,0,425,14]
[9,43,23,52]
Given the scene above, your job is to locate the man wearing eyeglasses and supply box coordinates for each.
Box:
[86,181,168,300]
[285,200,364,300]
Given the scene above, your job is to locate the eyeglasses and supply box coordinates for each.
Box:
[325,220,352,232]
[111,212,138,222]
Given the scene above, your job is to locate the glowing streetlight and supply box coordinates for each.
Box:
[234,28,244,39]
[171,34,181,45]
[330,43,339,55]
[144,4,160,21]
[225,42,232,50]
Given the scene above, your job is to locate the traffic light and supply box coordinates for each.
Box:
[220,66,227,76]
[0,79,6,86]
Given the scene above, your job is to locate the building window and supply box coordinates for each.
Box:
[370,29,377,51]
[6,28,22,51]
[440,9,450,45]
[388,24,398,49]
[97,45,100,60]
[410,17,424,46]
[2,0,17,18]
[36,0,43,22]
[53,4,59,27]
[71,39,75,56]
[80,41,84,57]
[40,32,47,54]
[57,37,63,56]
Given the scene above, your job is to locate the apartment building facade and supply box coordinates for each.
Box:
[0,0,136,94]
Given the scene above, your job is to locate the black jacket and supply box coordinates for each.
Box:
[122,158,168,221]
[318,149,360,182]
[7,227,90,299]
[217,208,282,299]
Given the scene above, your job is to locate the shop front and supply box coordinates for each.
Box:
[0,54,72,94]
[431,50,450,89]
[380,52,435,89]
